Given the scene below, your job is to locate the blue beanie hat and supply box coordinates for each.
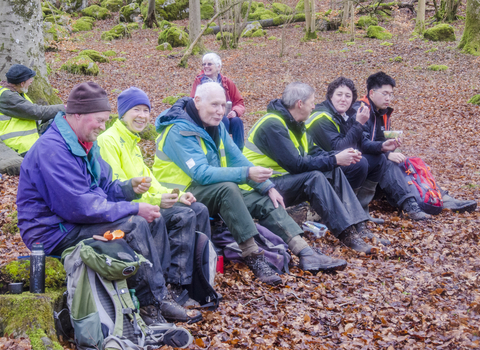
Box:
[6,64,36,84]
[117,87,151,119]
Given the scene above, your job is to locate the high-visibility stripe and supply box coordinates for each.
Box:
[158,182,187,191]
[0,128,37,141]
[0,115,11,121]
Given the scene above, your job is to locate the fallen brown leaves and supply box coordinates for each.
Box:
[1,3,480,349]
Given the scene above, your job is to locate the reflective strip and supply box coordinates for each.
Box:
[158,182,187,191]
[0,115,11,121]
[244,139,264,155]
[155,148,171,161]
[272,170,287,175]
[0,128,37,141]
[219,148,225,157]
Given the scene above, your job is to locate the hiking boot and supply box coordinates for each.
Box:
[442,192,477,213]
[244,251,283,286]
[168,284,201,308]
[338,226,374,254]
[159,293,203,324]
[140,305,167,326]
[298,247,347,273]
[146,323,194,349]
[355,222,391,246]
[402,198,431,221]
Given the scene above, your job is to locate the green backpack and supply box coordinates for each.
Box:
[61,238,193,350]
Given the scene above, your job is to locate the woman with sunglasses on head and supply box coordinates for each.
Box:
[190,53,246,150]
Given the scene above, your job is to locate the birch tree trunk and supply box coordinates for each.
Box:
[458,0,480,55]
[0,0,61,105]
[189,0,204,51]
[303,0,317,40]
[415,0,426,33]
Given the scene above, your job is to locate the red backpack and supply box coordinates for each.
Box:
[400,157,444,215]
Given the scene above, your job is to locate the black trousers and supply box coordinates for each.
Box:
[378,159,415,208]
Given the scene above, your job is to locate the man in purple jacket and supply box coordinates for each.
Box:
[16,82,201,325]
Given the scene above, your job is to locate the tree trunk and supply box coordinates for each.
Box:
[350,1,355,42]
[445,0,459,21]
[458,0,480,55]
[189,0,204,52]
[303,0,317,40]
[415,0,426,33]
[145,0,158,28]
[0,0,61,106]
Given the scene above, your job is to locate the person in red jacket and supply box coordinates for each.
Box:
[190,53,245,150]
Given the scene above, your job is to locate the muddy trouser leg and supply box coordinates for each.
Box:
[340,157,369,190]
[51,215,169,307]
[160,205,197,286]
[181,201,212,239]
[271,170,367,238]
[377,159,415,208]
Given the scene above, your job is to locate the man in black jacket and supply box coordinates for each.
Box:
[350,72,476,214]
[243,82,391,254]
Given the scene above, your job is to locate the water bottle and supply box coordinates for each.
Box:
[129,289,140,311]
[302,221,328,238]
[30,242,45,293]
[225,101,232,116]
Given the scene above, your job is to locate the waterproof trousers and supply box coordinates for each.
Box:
[341,153,385,190]
[188,182,303,245]
[51,215,170,307]
[378,159,415,208]
[271,169,369,237]
[222,115,245,151]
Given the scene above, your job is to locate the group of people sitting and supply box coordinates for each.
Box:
[1,54,476,329]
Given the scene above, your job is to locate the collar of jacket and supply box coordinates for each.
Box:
[54,112,102,186]
[313,99,345,126]
[0,81,18,93]
[266,99,306,136]
[367,95,394,119]
[111,118,141,148]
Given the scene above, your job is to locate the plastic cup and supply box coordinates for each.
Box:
[383,130,403,139]
[216,255,224,274]
[8,282,23,294]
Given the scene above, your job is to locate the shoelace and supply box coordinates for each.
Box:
[247,255,276,276]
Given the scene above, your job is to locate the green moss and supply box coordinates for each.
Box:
[268,35,277,40]
[3,211,19,235]
[201,23,216,35]
[72,17,94,32]
[101,0,123,12]
[356,15,378,28]
[366,25,392,40]
[146,0,189,21]
[120,2,140,22]
[216,32,233,41]
[252,29,266,37]
[200,3,214,19]
[27,71,62,105]
[158,20,176,30]
[467,94,480,105]
[44,23,69,41]
[138,124,158,141]
[102,50,117,56]
[302,29,317,41]
[156,42,173,50]
[295,0,304,13]
[128,22,139,30]
[81,4,111,19]
[294,13,306,22]
[162,93,188,105]
[425,47,438,53]
[389,55,403,62]
[101,23,132,41]
[112,57,127,61]
[424,24,455,42]
[272,3,292,15]
[79,49,109,62]
[427,64,448,71]
[380,41,393,46]
[242,21,262,37]
[61,55,99,75]
[365,49,374,53]
[27,328,63,350]
[294,24,301,28]
[158,26,189,47]
[105,114,119,130]
[248,8,276,21]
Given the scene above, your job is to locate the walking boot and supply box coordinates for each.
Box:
[401,198,431,221]
[168,284,201,308]
[338,226,374,254]
[244,251,283,286]
[298,247,347,273]
[140,304,168,326]
[355,181,385,224]
[355,221,391,246]
[442,192,477,213]
[159,293,203,323]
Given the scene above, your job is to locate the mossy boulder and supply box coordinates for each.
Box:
[156,42,173,50]
[61,56,99,75]
[120,2,141,22]
[128,22,139,30]
[468,94,480,105]
[112,57,127,62]
[72,17,95,32]
[101,23,132,41]
[272,3,292,15]
[242,21,262,37]
[423,24,455,42]
[356,15,378,28]
[81,5,111,19]
[101,0,124,12]
[200,3,214,19]
[249,8,277,21]
[61,0,83,13]
[43,14,70,25]
[102,50,117,56]
[427,64,448,71]
[140,0,189,21]
[201,22,216,35]
[241,1,264,17]
[216,31,233,41]
[158,19,176,30]
[158,26,189,47]
[366,25,392,40]
[43,22,69,41]
[295,0,304,13]
[79,49,109,63]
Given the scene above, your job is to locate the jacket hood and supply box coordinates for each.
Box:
[267,99,306,133]
[0,81,18,93]
[155,97,195,132]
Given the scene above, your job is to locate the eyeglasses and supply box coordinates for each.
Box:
[375,90,394,99]
[202,62,214,67]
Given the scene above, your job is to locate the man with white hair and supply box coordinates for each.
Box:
[243,82,390,254]
[153,82,347,286]
[190,53,246,150]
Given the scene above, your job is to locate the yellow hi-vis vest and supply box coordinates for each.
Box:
[305,111,341,133]
[243,113,309,177]
[152,124,227,191]
[0,87,39,154]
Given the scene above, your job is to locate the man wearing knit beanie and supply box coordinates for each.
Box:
[0,64,65,174]
[17,82,196,344]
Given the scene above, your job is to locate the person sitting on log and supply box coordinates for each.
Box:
[190,53,246,150]
[153,82,347,286]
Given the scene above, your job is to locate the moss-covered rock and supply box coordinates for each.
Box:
[0,257,66,293]
[43,22,69,41]
[366,25,392,40]
[128,22,139,30]
[140,0,189,21]
[200,3,214,19]
[43,14,70,25]
[241,1,263,17]
[242,21,262,37]
[156,42,173,50]
[424,24,455,42]
[112,57,127,61]
[78,49,109,63]
[101,23,132,41]
[61,0,83,13]
[101,0,124,12]
[102,50,117,56]
[356,15,378,28]
[251,29,266,37]
[81,4,111,19]
[249,8,276,21]
[158,26,189,47]
[2,211,19,235]
[158,19,176,30]
[467,94,480,105]
[120,2,141,22]
[41,2,63,16]
[72,17,94,32]
[201,22,216,35]
[427,64,448,71]
[216,31,233,41]
[61,56,99,75]
[295,0,304,13]
[272,2,292,15]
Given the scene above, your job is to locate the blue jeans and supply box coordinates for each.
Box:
[222,116,245,151]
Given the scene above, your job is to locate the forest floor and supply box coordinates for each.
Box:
[1,5,480,349]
